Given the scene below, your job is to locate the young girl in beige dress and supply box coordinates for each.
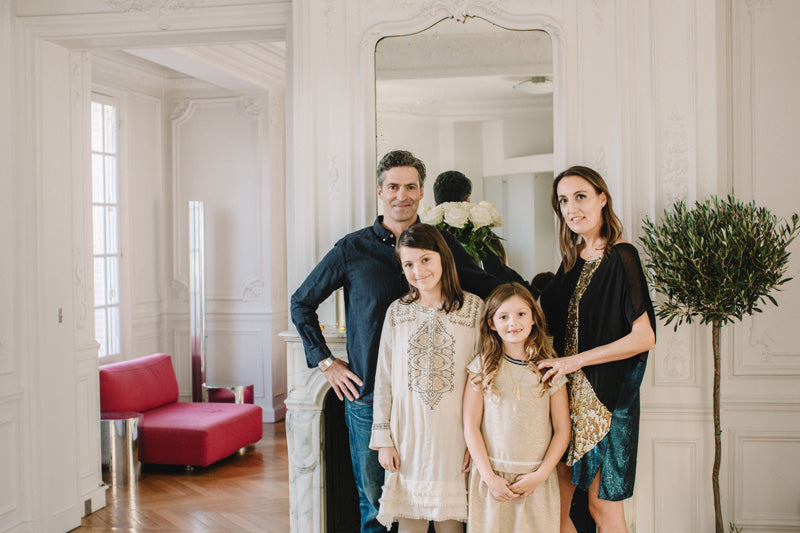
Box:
[463,282,571,532]
[370,223,484,532]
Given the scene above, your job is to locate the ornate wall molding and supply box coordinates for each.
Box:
[105,0,203,15]
[0,416,20,515]
[171,279,189,302]
[592,148,607,180]
[745,0,773,15]
[655,327,694,385]
[322,0,337,33]
[327,151,341,192]
[73,246,88,330]
[591,0,606,36]
[732,316,800,377]
[362,1,563,50]
[70,54,83,101]
[0,334,7,371]
[661,106,689,206]
[239,95,262,117]
[241,279,264,302]
[169,98,191,120]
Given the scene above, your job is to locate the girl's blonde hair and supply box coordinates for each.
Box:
[551,165,623,272]
[473,283,556,395]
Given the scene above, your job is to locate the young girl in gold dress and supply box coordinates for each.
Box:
[463,282,570,532]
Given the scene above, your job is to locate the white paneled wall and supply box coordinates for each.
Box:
[3,2,290,531]
[725,3,800,531]
[167,94,287,420]
[0,2,20,530]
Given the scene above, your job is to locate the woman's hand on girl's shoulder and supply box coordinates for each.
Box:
[485,473,519,502]
[537,353,584,383]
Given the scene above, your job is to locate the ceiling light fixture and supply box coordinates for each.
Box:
[512,76,554,95]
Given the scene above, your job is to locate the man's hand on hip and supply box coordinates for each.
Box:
[321,359,363,401]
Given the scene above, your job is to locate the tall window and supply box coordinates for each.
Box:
[91,97,121,358]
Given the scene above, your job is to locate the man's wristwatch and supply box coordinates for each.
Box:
[318,356,336,372]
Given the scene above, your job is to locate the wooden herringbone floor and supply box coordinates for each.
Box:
[74,422,290,532]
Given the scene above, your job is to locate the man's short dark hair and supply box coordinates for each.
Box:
[433,170,472,204]
[531,271,555,292]
[377,150,426,187]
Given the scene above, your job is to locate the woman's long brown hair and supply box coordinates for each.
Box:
[473,283,555,395]
[396,223,464,312]
[551,165,623,272]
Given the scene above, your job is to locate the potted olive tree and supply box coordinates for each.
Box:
[639,194,799,533]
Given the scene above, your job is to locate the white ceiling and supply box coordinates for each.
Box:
[94,42,286,91]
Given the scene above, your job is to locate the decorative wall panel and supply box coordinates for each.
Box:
[653,325,697,386]
[0,415,18,518]
[638,415,712,532]
[205,328,263,395]
[128,92,163,310]
[732,429,800,529]
[731,0,800,381]
[75,371,94,487]
[170,327,191,400]
[654,440,698,532]
[653,0,696,209]
[0,0,10,378]
[171,97,265,306]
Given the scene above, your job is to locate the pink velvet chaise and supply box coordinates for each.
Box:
[99,353,262,467]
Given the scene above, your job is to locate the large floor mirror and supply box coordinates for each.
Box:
[375,16,556,281]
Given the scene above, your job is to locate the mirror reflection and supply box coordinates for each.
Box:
[375,17,555,282]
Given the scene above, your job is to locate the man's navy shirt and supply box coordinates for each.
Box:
[290,216,531,401]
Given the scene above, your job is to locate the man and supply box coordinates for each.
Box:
[290,151,523,532]
[432,169,524,284]
[433,169,472,204]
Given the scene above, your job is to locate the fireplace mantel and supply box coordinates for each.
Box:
[280,329,348,533]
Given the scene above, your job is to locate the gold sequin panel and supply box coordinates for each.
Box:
[564,259,612,465]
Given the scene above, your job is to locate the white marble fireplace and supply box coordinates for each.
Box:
[281,330,348,533]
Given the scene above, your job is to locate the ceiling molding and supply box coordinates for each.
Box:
[377,97,552,121]
[17,2,290,48]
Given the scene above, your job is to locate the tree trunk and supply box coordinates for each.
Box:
[712,320,723,532]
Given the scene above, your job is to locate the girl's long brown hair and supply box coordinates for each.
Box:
[551,165,623,272]
[396,223,464,313]
[474,283,555,395]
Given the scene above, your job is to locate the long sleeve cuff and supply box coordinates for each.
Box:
[303,341,333,368]
[368,422,393,450]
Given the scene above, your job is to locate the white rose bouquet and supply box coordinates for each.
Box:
[419,201,503,263]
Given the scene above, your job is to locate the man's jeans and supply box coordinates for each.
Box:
[344,399,384,533]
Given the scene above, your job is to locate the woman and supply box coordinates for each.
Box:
[537,166,656,532]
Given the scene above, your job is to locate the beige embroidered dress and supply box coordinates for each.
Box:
[370,292,484,528]
[465,355,564,533]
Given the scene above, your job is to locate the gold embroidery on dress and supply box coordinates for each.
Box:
[392,301,417,326]
[564,259,612,466]
[407,310,455,409]
[448,292,481,327]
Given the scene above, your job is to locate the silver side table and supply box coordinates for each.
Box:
[202,382,254,404]
[100,411,143,485]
